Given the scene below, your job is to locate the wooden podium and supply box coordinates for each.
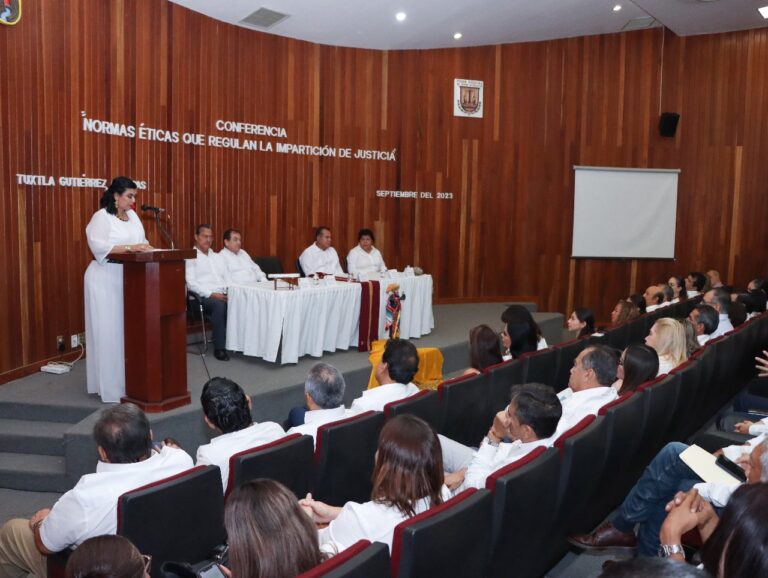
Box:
[108,249,195,412]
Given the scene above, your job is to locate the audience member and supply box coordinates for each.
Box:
[225,479,323,578]
[185,224,231,361]
[287,363,355,445]
[685,272,707,298]
[0,405,192,577]
[667,276,686,303]
[645,318,687,375]
[439,383,562,491]
[463,324,504,375]
[741,288,768,318]
[568,440,767,558]
[627,294,646,315]
[298,226,344,277]
[643,285,664,313]
[610,299,640,327]
[660,483,768,576]
[219,228,267,284]
[748,277,767,295]
[567,308,595,338]
[681,319,700,358]
[706,269,724,289]
[350,339,419,412]
[65,535,150,578]
[728,299,747,327]
[614,344,659,395]
[689,304,719,346]
[703,287,733,338]
[196,377,286,492]
[500,305,543,359]
[346,228,387,278]
[300,415,448,553]
[659,284,674,307]
[554,345,618,437]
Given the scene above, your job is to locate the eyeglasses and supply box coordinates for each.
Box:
[141,555,152,573]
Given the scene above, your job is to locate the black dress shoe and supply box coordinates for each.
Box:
[214,349,229,361]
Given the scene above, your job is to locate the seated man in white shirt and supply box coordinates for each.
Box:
[0,404,193,577]
[689,304,719,346]
[196,377,286,493]
[350,339,420,413]
[568,440,767,557]
[707,269,725,289]
[439,383,562,491]
[554,344,619,438]
[287,363,356,447]
[685,271,707,299]
[643,284,665,313]
[702,287,734,338]
[219,228,267,284]
[298,226,344,277]
[185,224,231,361]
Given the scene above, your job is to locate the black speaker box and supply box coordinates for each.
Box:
[659,112,680,137]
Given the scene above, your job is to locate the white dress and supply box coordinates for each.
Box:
[84,209,148,403]
[346,245,387,277]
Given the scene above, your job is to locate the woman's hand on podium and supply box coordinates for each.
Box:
[118,243,154,253]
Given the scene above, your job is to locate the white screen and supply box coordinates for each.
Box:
[572,166,679,259]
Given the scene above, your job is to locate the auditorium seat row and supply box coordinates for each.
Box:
[51,304,767,578]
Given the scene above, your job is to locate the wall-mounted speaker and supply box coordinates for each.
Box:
[659,112,680,138]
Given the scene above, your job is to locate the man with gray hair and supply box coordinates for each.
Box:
[689,304,719,346]
[703,287,733,338]
[287,363,355,447]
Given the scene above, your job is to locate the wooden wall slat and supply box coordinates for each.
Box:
[2,0,768,379]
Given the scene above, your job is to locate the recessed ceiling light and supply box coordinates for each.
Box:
[759,6,768,19]
[613,4,622,11]
[395,12,407,22]
[453,32,462,40]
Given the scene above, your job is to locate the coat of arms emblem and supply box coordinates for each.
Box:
[454,79,484,118]
[0,0,21,26]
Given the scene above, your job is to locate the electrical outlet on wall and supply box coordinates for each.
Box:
[71,334,79,348]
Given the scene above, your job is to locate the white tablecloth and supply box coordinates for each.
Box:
[226,275,434,364]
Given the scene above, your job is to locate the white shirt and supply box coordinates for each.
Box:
[299,244,344,277]
[463,437,553,490]
[85,209,147,264]
[346,245,387,277]
[185,247,230,298]
[646,303,662,313]
[39,447,193,552]
[219,247,267,284]
[710,314,734,338]
[687,290,700,298]
[196,422,287,492]
[350,382,420,413]
[537,337,549,350]
[287,405,357,447]
[695,434,767,507]
[317,486,452,554]
[697,334,712,346]
[657,356,677,376]
[554,386,618,438]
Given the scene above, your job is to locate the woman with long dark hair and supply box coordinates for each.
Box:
[464,324,504,375]
[225,479,323,578]
[500,304,544,359]
[85,177,153,402]
[567,308,595,338]
[66,535,150,578]
[301,415,447,553]
[614,344,659,395]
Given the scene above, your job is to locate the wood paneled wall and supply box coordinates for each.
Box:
[2,1,768,379]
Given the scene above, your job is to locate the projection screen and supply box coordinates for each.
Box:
[571,166,680,259]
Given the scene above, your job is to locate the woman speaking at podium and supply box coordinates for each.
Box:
[84,177,153,403]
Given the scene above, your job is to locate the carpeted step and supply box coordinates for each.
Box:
[0,401,96,424]
[0,453,70,493]
[0,419,69,456]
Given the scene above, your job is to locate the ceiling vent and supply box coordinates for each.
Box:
[239,7,289,29]
[621,16,656,31]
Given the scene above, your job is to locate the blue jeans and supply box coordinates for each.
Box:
[612,442,701,557]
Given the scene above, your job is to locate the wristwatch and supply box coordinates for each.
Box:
[658,544,684,558]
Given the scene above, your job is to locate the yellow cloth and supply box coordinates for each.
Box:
[366,340,444,391]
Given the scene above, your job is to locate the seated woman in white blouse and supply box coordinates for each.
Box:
[346,228,387,278]
[300,415,449,553]
[645,317,688,376]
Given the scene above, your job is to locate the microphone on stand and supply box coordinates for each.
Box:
[140,204,165,213]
